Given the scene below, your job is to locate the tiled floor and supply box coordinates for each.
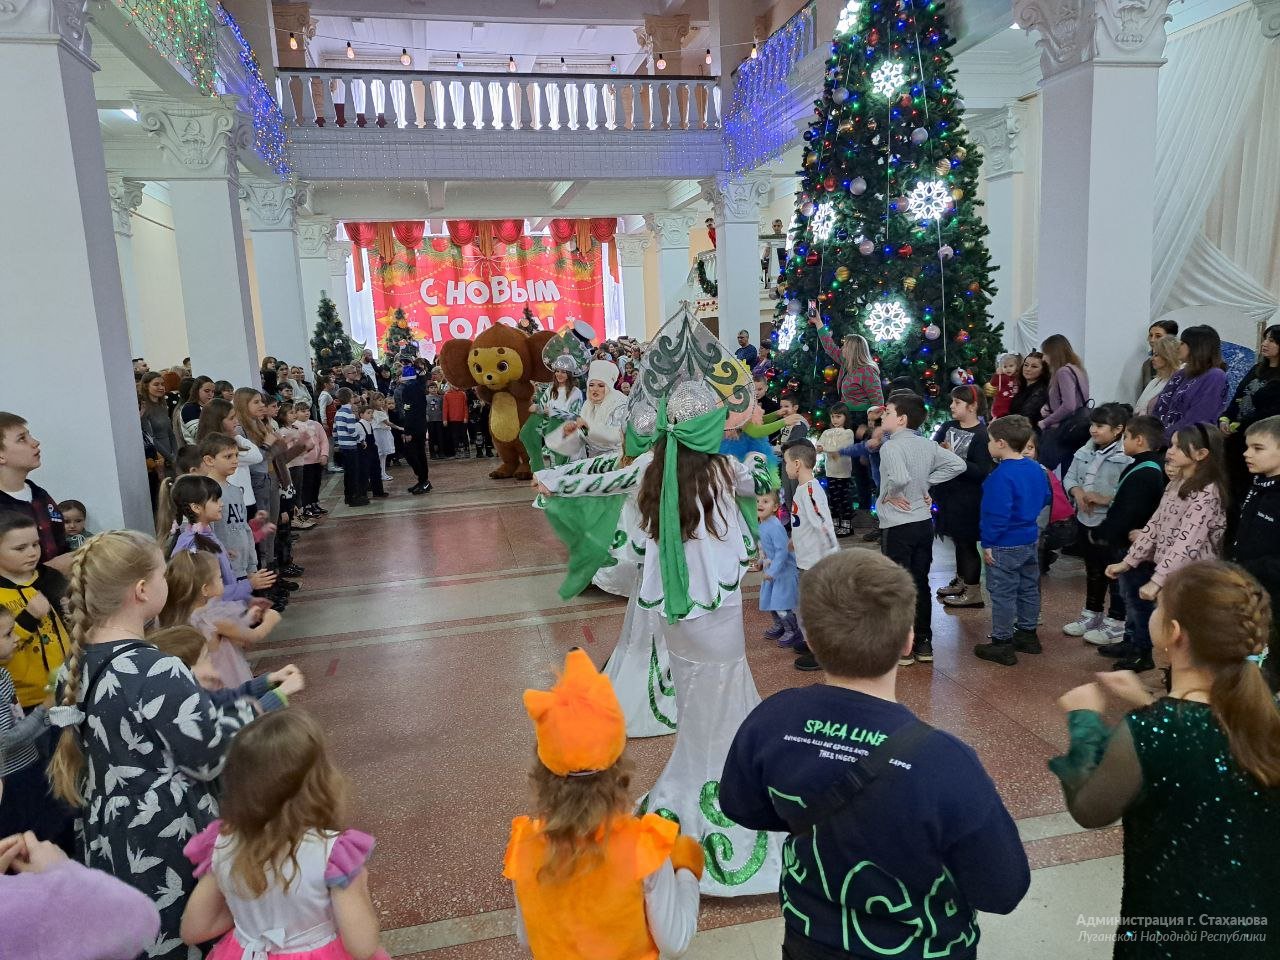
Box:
[252,457,1124,958]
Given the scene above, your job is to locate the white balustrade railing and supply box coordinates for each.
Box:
[275,70,722,133]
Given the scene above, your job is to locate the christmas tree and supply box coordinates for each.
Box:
[382,307,420,364]
[771,0,1001,425]
[310,292,353,373]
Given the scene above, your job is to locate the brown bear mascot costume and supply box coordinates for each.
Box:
[440,325,556,480]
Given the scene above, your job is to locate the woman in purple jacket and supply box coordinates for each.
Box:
[1152,324,1229,442]
[1037,334,1091,473]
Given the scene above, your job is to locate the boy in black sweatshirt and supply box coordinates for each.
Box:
[1231,415,1280,692]
[1095,415,1167,672]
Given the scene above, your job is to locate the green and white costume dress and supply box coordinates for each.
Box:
[521,382,583,470]
[534,450,677,738]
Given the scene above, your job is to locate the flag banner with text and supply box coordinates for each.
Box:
[371,236,606,354]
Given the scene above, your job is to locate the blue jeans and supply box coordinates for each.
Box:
[987,542,1040,641]
[1118,563,1157,655]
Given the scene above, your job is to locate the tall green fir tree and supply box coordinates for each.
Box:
[771,0,1002,426]
[382,307,420,364]
[310,292,354,373]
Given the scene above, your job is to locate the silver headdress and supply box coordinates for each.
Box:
[541,328,592,377]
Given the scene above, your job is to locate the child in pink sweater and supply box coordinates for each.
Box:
[292,400,330,519]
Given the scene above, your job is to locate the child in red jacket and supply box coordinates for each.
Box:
[443,384,470,460]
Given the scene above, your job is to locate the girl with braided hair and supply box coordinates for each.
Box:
[47,530,279,960]
[1051,560,1280,954]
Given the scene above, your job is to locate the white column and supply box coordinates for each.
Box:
[971,105,1027,343]
[701,173,772,351]
[106,174,146,357]
[134,93,260,387]
[326,240,353,338]
[616,234,652,341]
[241,177,310,367]
[644,212,697,324]
[0,3,151,531]
[1015,0,1173,402]
[298,216,348,337]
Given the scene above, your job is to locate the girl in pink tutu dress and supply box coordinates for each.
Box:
[180,710,388,960]
[161,550,281,689]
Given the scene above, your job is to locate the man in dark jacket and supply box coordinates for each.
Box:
[398,366,432,494]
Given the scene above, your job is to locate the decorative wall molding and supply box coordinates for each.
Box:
[970,104,1027,180]
[1014,0,1173,79]
[240,176,302,231]
[616,233,652,267]
[636,14,693,56]
[326,239,351,274]
[644,211,698,249]
[699,173,772,224]
[132,92,252,180]
[106,174,144,238]
[296,216,337,258]
[0,0,93,67]
[1254,0,1280,38]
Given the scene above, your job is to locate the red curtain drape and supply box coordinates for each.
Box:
[447,219,527,257]
[392,220,426,251]
[343,222,377,291]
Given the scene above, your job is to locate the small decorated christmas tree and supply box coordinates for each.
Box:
[382,307,419,364]
[310,292,353,373]
[771,0,1002,427]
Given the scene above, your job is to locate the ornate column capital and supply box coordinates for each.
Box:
[296,216,337,258]
[1014,0,1173,80]
[700,173,772,224]
[106,174,144,238]
[1254,0,1280,38]
[644,212,697,250]
[636,14,693,56]
[240,177,303,232]
[132,92,252,181]
[326,239,351,274]
[0,0,93,67]
[615,233,652,268]
[970,104,1027,180]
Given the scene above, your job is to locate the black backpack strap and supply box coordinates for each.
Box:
[788,719,935,834]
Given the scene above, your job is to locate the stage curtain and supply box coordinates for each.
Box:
[343,222,377,291]
[392,220,426,252]
[548,218,575,245]
[592,217,620,282]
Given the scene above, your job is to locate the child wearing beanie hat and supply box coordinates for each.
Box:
[504,649,703,960]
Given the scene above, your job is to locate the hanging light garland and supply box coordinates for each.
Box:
[214,4,291,179]
[113,0,220,96]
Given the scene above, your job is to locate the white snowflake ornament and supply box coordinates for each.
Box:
[906,180,952,222]
[866,300,912,341]
[871,61,906,98]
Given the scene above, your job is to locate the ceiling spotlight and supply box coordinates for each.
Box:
[455,52,464,69]
[656,52,667,70]
[705,48,712,65]
[400,48,411,66]
[288,32,298,50]
[750,41,759,59]
[508,55,517,72]
[345,41,355,59]
[609,55,618,73]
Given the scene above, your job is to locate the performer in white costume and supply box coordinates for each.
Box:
[522,330,589,470]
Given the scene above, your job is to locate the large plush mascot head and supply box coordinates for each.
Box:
[439,324,556,390]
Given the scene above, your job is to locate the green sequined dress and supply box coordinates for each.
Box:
[1050,699,1280,958]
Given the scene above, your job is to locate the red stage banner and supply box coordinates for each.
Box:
[371,237,606,353]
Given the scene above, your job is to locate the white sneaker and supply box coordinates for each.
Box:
[381,473,393,482]
[1083,617,1126,646]
[1063,610,1103,637]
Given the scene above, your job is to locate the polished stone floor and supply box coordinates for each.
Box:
[251,456,1127,959]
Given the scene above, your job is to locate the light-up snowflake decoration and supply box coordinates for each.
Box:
[871,61,906,98]
[811,202,837,242]
[777,316,799,351]
[906,180,952,222]
[836,0,863,35]
[866,300,912,341]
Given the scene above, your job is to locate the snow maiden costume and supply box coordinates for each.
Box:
[521,330,589,470]
[546,308,782,896]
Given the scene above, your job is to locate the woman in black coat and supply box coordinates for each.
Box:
[1223,324,1280,500]
[932,384,994,608]
[1010,351,1050,432]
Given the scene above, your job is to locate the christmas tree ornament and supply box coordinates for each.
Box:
[823,365,838,382]
[811,202,838,241]
[849,176,867,195]
[955,330,970,344]
[951,187,965,201]
[836,0,863,34]
[858,239,875,255]
[938,244,955,260]
[866,118,878,130]
[786,299,802,315]
[954,146,968,160]
[801,201,817,217]
[968,281,981,293]
[871,61,906,98]
[866,300,912,341]
[806,251,820,265]
[910,127,929,144]
[898,244,913,257]
[833,86,850,104]
[903,277,917,292]
[950,368,973,386]
[923,323,941,340]
[906,180,951,222]
[824,175,838,192]
[934,158,950,176]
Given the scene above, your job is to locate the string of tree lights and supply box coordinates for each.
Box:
[769,0,1001,427]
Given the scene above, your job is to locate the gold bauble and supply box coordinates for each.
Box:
[954,146,968,160]
[838,120,854,133]
[903,277,918,292]
[934,159,950,176]
[835,266,850,281]
[951,188,965,201]
[804,153,817,167]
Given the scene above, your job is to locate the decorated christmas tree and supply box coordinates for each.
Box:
[310,292,353,373]
[771,0,1001,425]
[382,307,419,364]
